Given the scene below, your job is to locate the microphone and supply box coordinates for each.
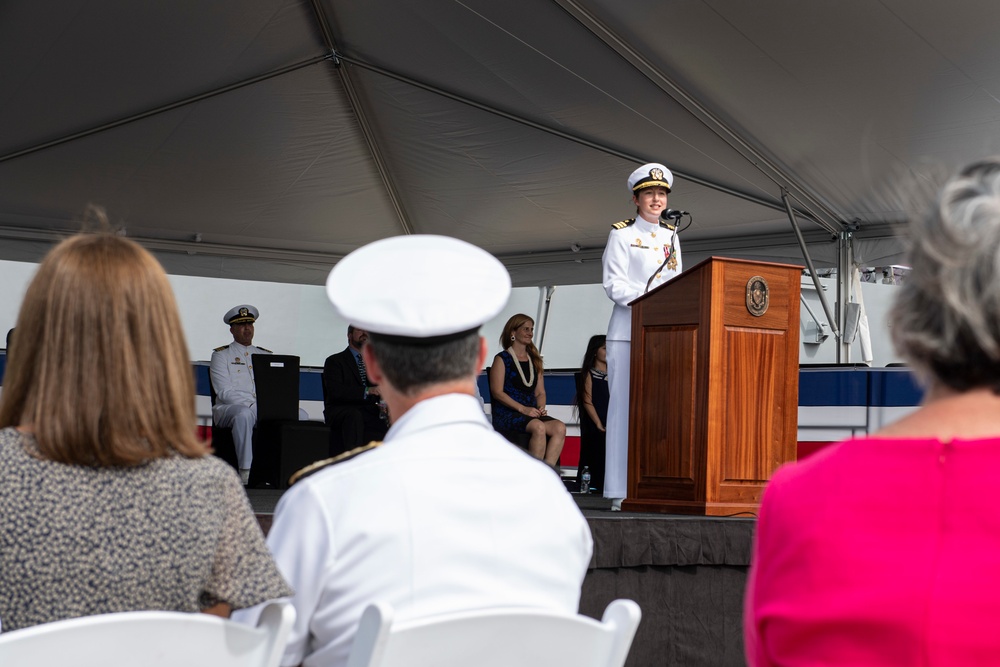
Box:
[660,209,687,221]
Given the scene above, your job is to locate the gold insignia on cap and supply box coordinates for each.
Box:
[226,305,258,324]
[650,167,664,180]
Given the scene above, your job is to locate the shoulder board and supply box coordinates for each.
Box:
[658,220,676,231]
[611,218,635,230]
[288,441,383,486]
[213,344,229,352]
[256,346,273,353]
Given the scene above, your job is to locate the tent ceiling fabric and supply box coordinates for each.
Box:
[2,0,998,286]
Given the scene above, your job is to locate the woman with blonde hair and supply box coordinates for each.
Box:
[746,158,1000,665]
[489,314,565,466]
[0,226,290,632]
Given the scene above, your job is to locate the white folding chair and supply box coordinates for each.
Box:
[0,600,294,667]
[346,599,641,667]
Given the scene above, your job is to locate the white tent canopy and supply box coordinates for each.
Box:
[3,0,999,288]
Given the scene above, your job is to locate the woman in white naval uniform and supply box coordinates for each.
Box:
[601,163,683,509]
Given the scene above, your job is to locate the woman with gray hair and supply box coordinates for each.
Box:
[745,158,1000,666]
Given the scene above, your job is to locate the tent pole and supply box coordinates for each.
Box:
[781,190,840,344]
[535,286,556,353]
[837,231,854,364]
[332,66,414,235]
[308,1,414,235]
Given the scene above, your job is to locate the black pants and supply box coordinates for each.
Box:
[577,418,606,492]
[324,404,387,456]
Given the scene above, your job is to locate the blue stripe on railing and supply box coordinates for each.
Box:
[2,356,926,409]
[476,373,578,406]
[797,367,924,407]
[798,369,869,406]
[194,365,212,396]
[301,372,324,401]
[194,363,327,401]
[869,369,924,407]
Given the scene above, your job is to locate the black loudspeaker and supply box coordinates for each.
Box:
[252,354,300,421]
[250,421,331,489]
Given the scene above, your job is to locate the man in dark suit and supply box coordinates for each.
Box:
[322,325,388,455]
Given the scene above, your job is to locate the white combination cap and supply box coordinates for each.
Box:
[326,235,511,344]
[628,162,673,193]
[224,304,258,325]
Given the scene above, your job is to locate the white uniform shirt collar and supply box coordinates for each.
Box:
[383,393,491,443]
[634,215,660,234]
[232,342,255,354]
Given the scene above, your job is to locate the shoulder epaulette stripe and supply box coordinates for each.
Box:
[256,346,273,353]
[659,220,676,231]
[213,345,228,351]
[611,218,635,230]
[288,441,383,486]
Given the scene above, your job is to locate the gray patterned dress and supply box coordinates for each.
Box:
[0,427,292,632]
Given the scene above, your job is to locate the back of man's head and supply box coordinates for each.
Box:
[367,331,480,395]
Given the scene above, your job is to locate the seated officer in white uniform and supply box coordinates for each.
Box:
[209,304,271,485]
[233,236,593,667]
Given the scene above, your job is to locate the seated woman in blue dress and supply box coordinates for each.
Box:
[489,314,565,466]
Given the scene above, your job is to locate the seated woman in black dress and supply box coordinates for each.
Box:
[489,314,565,466]
[575,335,608,494]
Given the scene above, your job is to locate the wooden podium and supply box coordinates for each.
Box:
[622,257,801,515]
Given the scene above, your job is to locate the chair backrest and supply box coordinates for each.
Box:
[0,601,295,667]
[252,354,301,421]
[345,599,641,667]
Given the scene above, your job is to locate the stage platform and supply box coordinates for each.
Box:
[247,489,753,667]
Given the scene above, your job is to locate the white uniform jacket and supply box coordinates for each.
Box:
[602,216,682,341]
[209,341,272,407]
[265,393,594,667]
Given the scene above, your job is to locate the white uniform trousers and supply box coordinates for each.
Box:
[604,339,630,499]
[213,403,257,470]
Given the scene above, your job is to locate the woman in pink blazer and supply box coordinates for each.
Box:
[745,158,1000,666]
